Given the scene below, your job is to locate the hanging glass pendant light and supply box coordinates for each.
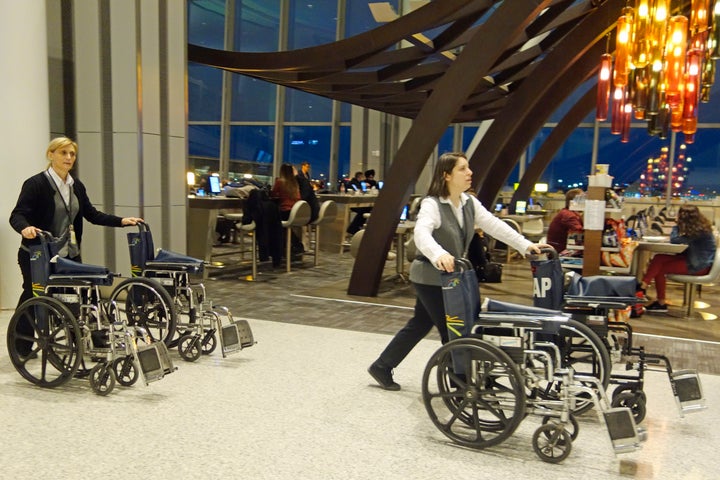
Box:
[599,0,720,143]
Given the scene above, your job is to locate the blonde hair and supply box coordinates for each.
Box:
[46,137,78,164]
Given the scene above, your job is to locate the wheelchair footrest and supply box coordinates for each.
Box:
[604,407,643,454]
[137,342,176,384]
[219,319,255,356]
[235,319,256,348]
[220,323,242,355]
[671,369,706,415]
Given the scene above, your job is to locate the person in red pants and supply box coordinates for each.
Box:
[639,205,716,312]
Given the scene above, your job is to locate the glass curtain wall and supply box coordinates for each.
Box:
[187,0,388,190]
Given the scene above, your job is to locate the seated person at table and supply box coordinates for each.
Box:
[346,171,373,235]
[364,169,377,189]
[296,164,319,222]
[347,171,364,192]
[546,188,584,253]
[638,205,716,313]
[271,163,304,254]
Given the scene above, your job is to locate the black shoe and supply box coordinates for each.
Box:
[646,301,669,313]
[368,361,400,391]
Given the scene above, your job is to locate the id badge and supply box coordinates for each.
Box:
[69,225,77,246]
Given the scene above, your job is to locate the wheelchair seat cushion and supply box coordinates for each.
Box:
[484,298,562,315]
[53,256,110,275]
[152,249,203,265]
[146,249,204,274]
[566,273,637,297]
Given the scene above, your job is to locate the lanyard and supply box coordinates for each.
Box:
[46,169,77,245]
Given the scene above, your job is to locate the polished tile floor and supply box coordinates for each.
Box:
[1,248,719,479]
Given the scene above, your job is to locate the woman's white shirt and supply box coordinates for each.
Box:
[413,193,532,268]
[46,167,74,205]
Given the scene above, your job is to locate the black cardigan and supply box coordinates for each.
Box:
[9,171,124,249]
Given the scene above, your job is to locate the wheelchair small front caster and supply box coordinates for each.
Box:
[200,330,218,355]
[532,423,572,463]
[541,414,579,441]
[612,391,647,424]
[178,334,201,362]
[89,362,116,396]
[112,355,139,386]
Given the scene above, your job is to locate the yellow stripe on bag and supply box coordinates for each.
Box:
[446,314,464,337]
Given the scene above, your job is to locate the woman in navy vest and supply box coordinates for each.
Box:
[368,152,549,390]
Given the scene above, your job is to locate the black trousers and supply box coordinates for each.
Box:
[14,248,80,356]
[279,209,304,253]
[18,248,33,307]
[377,282,449,368]
[347,207,372,235]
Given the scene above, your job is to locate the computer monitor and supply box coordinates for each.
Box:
[208,175,221,196]
[495,203,503,213]
[515,200,527,214]
[360,181,368,192]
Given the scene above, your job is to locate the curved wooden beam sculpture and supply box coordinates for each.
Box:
[189,1,606,122]
[471,0,626,209]
[511,85,597,206]
[347,0,555,297]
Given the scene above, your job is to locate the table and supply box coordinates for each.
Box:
[317,193,379,253]
[496,214,544,224]
[631,238,688,280]
[187,196,245,274]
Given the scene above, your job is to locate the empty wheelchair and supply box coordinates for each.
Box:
[422,260,643,463]
[424,298,646,463]
[6,232,175,395]
[532,248,707,424]
[127,222,255,362]
[561,272,707,423]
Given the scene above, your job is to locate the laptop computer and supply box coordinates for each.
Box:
[515,200,527,214]
[208,175,222,196]
[399,205,409,222]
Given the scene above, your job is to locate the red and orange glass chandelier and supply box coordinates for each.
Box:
[597,0,720,143]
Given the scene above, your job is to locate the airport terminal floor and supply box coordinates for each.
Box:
[1,249,719,479]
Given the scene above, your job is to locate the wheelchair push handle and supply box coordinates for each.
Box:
[454,258,474,271]
[530,246,558,261]
[36,230,67,247]
[134,220,151,233]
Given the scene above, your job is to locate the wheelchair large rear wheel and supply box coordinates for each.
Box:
[422,337,526,449]
[7,297,82,388]
[107,277,177,345]
[535,319,611,415]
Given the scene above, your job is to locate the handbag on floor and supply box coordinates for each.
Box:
[468,232,502,283]
[476,262,503,283]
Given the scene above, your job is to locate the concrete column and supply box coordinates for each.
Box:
[73,0,187,274]
[0,1,50,309]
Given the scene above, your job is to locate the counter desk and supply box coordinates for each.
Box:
[317,193,379,253]
[187,196,245,271]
